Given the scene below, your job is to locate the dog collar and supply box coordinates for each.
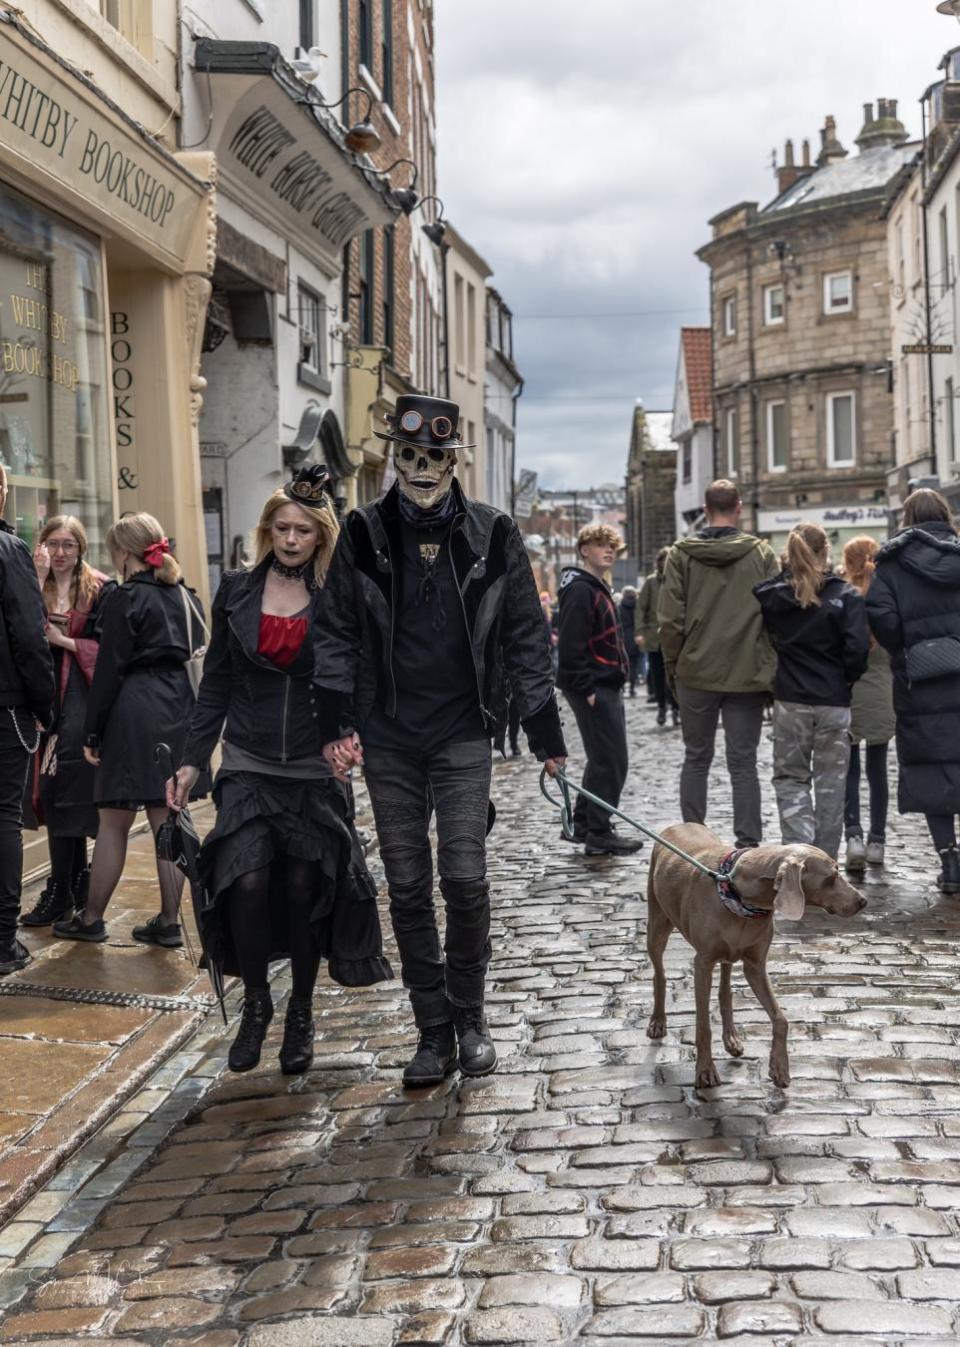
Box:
[716,847,770,920]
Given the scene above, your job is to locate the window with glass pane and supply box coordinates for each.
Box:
[723,295,736,337]
[0,185,111,564]
[726,406,739,476]
[359,0,373,71]
[358,230,374,344]
[382,225,395,357]
[298,284,322,376]
[682,437,692,484]
[764,283,785,325]
[827,391,855,467]
[767,400,787,471]
[299,0,314,48]
[381,0,394,104]
[824,270,853,313]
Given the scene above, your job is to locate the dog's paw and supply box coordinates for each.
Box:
[769,1055,790,1089]
[647,1016,667,1040]
[695,1061,721,1089]
[723,1033,744,1058]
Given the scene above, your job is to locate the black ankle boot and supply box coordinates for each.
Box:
[20,882,73,927]
[402,1022,457,1087]
[72,865,91,910]
[228,989,273,1072]
[279,996,314,1075]
[939,847,960,895]
[452,1005,497,1078]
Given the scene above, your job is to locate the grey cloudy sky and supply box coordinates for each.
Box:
[436,1,949,489]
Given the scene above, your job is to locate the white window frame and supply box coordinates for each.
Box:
[763,282,785,327]
[766,399,788,473]
[725,406,739,477]
[826,390,856,468]
[823,269,853,315]
[722,294,737,337]
[297,282,325,382]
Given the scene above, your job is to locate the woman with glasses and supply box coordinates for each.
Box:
[20,517,115,927]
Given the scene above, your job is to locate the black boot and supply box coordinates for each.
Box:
[585,827,643,857]
[939,847,960,895]
[452,1005,497,1078]
[0,937,31,975]
[402,1022,457,1087]
[20,881,73,927]
[228,989,273,1072]
[72,865,91,911]
[279,995,314,1075]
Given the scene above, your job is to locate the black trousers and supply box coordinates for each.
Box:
[844,742,889,841]
[0,711,31,946]
[508,697,521,752]
[927,813,958,852]
[365,738,492,1027]
[565,685,629,838]
[648,650,677,715]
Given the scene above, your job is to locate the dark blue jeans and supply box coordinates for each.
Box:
[364,738,492,1026]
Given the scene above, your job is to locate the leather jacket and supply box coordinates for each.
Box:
[314,481,566,760]
[0,520,55,727]
[183,560,323,767]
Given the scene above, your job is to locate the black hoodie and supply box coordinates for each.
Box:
[557,566,628,696]
[754,571,869,707]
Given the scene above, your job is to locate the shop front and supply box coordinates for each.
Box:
[0,13,215,589]
[757,503,891,557]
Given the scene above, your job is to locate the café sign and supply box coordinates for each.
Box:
[0,17,206,266]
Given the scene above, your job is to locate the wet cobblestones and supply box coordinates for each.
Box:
[3,698,960,1343]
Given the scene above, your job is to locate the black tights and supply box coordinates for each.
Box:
[48,835,87,896]
[229,860,321,1000]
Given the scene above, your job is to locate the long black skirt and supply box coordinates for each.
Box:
[199,770,393,986]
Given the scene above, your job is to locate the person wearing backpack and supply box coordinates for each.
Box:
[755,523,870,859]
[53,512,209,946]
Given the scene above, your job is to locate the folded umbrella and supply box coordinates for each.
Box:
[154,742,227,1024]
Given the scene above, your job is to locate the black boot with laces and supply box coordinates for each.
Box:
[228,989,273,1072]
[402,1021,457,1087]
[452,1005,497,1078]
[279,995,315,1075]
[20,882,73,927]
[939,846,960,895]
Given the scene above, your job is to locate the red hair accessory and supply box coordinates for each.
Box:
[143,538,170,568]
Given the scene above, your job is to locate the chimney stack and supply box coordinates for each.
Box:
[776,138,803,193]
[802,139,811,167]
[817,114,849,166]
[856,96,908,151]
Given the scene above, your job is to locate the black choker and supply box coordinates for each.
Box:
[271,556,312,581]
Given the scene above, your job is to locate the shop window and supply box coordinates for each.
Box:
[297,282,327,391]
[0,185,111,564]
[766,399,788,472]
[826,391,856,467]
[381,0,394,105]
[763,283,785,326]
[358,230,374,345]
[823,270,853,314]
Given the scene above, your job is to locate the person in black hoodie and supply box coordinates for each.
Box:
[866,488,960,893]
[755,522,869,859]
[0,464,55,974]
[558,523,640,857]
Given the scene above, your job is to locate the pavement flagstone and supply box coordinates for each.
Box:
[2,697,960,1343]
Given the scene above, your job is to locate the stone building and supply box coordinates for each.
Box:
[671,326,714,537]
[624,402,677,579]
[698,102,918,555]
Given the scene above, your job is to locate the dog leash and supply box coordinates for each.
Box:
[539,766,723,881]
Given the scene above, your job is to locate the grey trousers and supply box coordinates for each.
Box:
[676,684,767,848]
[772,700,851,860]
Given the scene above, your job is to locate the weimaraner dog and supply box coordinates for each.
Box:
[646,823,866,1089]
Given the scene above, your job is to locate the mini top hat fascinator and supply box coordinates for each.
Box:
[283,463,332,506]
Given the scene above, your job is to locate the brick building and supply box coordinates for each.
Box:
[625,402,677,579]
[698,102,918,554]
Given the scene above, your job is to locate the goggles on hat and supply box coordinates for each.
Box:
[397,409,455,440]
[398,444,450,465]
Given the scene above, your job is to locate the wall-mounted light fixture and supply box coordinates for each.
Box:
[310,87,381,154]
[369,158,420,214]
[418,195,447,246]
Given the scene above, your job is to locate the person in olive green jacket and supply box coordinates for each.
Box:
[637,547,678,726]
[658,479,778,847]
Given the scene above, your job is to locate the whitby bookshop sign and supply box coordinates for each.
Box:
[758,504,889,532]
[0,24,198,260]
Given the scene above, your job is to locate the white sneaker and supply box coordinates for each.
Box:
[865,839,885,866]
[845,836,866,871]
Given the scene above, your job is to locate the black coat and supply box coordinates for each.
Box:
[557,567,629,696]
[619,593,637,647]
[867,521,960,814]
[754,571,869,707]
[184,560,324,767]
[84,571,208,804]
[314,480,566,760]
[0,520,55,726]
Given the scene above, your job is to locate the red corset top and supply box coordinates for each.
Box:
[258,612,307,669]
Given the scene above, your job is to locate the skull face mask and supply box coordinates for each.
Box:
[394,442,456,511]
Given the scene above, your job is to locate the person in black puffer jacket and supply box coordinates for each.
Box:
[755,522,869,859]
[866,488,960,894]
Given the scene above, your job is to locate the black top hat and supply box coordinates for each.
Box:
[374,393,476,451]
[283,462,332,506]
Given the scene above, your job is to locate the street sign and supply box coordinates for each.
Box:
[901,343,954,354]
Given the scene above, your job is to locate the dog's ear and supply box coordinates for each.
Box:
[774,855,806,920]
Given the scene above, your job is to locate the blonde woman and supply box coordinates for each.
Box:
[21,517,115,926]
[841,536,895,871]
[167,467,391,1076]
[53,513,208,945]
[754,522,870,858]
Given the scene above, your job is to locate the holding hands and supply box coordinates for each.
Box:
[323,733,363,783]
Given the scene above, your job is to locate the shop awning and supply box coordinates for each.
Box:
[193,40,398,263]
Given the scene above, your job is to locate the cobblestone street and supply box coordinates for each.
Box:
[3,696,960,1345]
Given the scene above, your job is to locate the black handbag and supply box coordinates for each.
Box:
[905,635,960,684]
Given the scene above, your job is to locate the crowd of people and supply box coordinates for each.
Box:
[0,416,959,1084]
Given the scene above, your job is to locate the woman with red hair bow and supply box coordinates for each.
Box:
[53,512,209,944]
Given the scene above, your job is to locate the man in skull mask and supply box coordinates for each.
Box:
[315,394,566,1085]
